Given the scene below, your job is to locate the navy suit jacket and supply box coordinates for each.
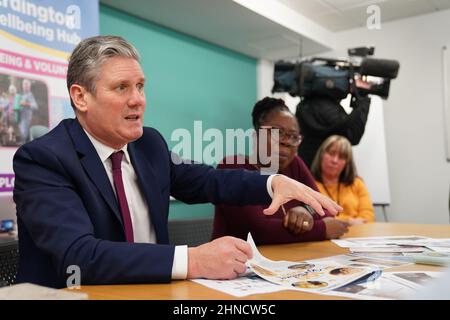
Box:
[13,119,271,288]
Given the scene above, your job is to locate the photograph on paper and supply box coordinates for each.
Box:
[329,273,418,300]
[246,234,380,293]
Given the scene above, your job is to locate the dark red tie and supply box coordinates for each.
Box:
[110,151,134,242]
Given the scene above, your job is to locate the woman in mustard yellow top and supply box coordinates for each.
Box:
[311,135,375,225]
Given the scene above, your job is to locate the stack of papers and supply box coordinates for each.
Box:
[403,252,450,266]
[332,236,450,264]
[246,234,380,294]
[333,236,450,252]
[331,271,442,300]
[421,239,450,253]
[332,235,430,250]
[191,234,447,299]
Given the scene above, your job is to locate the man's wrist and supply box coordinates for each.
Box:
[186,247,201,279]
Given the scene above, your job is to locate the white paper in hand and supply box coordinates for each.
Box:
[246,232,265,265]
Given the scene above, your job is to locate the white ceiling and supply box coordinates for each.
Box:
[278,0,450,31]
[100,0,450,59]
[100,0,331,60]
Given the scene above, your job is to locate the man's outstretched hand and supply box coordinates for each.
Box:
[264,175,342,217]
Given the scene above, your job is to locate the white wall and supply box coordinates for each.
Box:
[258,9,450,224]
[334,10,450,224]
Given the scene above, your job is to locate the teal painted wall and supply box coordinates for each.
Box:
[100,5,257,219]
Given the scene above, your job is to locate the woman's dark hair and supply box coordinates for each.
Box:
[251,97,290,129]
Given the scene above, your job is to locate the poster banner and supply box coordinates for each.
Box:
[0,0,99,218]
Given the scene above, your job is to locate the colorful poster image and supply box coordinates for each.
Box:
[0,1,98,220]
[0,73,48,146]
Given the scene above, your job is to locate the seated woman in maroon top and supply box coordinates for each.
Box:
[212,97,349,245]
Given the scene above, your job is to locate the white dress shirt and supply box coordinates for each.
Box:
[84,130,187,279]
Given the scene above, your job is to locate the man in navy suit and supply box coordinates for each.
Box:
[13,36,341,288]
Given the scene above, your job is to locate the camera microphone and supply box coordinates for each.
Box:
[359,58,400,79]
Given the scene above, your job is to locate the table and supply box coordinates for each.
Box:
[71,223,450,300]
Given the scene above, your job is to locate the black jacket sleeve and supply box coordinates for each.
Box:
[296,95,371,145]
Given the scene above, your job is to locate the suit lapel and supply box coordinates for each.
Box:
[128,142,168,244]
[68,119,123,227]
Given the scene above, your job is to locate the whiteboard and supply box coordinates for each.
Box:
[442,46,450,162]
[345,96,391,205]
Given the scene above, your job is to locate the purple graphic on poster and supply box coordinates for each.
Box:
[0,174,14,192]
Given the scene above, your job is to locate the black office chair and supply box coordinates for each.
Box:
[0,238,19,287]
[168,217,213,247]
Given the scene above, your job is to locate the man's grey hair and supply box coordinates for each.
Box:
[67,35,140,108]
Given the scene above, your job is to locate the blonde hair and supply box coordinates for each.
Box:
[310,135,357,185]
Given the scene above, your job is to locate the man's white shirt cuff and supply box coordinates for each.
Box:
[173,174,277,279]
[172,245,188,279]
[266,174,279,198]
